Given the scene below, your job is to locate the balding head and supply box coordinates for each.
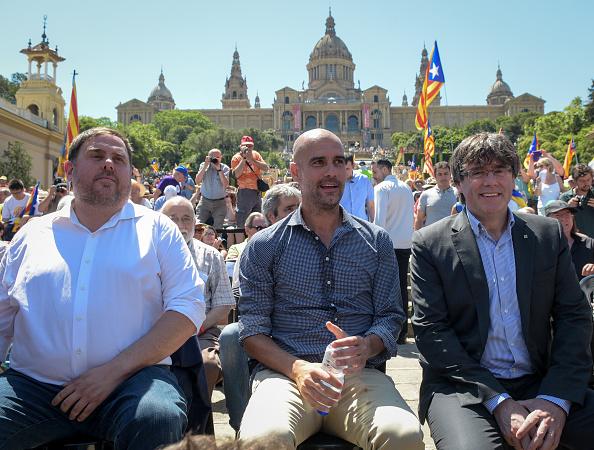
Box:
[161,196,196,243]
[292,129,344,168]
[290,128,346,212]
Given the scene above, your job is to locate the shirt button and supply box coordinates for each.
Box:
[504,309,509,314]
[315,236,319,241]
[326,280,331,285]
[330,303,335,307]
[75,349,82,355]
[325,257,330,261]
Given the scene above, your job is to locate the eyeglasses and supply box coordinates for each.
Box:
[463,166,512,181]
[253,225,267,231]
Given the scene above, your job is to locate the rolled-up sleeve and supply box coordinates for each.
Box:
[365,230,403,365]
[157,219,206,332]
[0,245,17,359]
[238,235,276,344]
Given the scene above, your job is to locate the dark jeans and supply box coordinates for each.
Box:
[427,375,594,450]
[0,366,187,450]
[235,189,261,228]
[394,248,411,341]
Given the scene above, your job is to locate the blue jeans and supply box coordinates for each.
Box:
[0,366,187,450]
[219,323,250,431]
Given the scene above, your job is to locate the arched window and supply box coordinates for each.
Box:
[373,95,379,103]
[27,104,39,116]
[52,108,59,127]
[284,96,290,104]
[282,111,293,131]
[130,114,142,122]
[325,114,339,133]
[347,115,359,132]
[232,91,237,99]
[372,109,382,129]
[305,116,317,130]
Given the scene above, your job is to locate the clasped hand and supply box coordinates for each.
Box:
[494,398,566,450]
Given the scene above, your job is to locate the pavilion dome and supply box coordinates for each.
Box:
[148,72,174,103]
[309,12,352,62]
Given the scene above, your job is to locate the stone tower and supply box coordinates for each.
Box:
[15,16,66,133]
[412,45,440,107]
[221,46,250,109]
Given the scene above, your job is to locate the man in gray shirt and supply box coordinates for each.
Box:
[414,161,456,230]
[195,148,230,229]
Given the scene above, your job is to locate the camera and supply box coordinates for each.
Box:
[209,157,219,165]
[578,189,594,209]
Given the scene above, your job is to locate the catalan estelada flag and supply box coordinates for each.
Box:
[423,122,435,177]
[151,159,160,173]
[409,154,419,180]
[563,137,576,178]
[415,41,445,131]
[511,189,527,209]
[523,132,539,170]
[57,72,79,178]
[12,182,40,233]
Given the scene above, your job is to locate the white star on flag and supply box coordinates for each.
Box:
[429,63,440,79]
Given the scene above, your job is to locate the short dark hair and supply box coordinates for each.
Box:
[450,132,519,184]
[8,179,24,191]
[434,161,450,172]
[345,155,354,165]
[68,127,134,164]
[572,163,593,181]
[375,159,392,172]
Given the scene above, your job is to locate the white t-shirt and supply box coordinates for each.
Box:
[1,194,31,222]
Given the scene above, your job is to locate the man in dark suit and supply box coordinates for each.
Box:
[411,132,594,450]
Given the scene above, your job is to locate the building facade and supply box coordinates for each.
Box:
[0,21,65,186]
[117,10,545,151]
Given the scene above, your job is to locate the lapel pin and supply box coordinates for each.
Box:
[523,234,528,239]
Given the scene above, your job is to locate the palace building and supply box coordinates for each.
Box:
[116,10,545,150]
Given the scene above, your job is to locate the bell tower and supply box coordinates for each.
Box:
[221,46,250,109]
[15,16,66,132]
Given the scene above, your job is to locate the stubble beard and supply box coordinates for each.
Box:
[73,171,130,208]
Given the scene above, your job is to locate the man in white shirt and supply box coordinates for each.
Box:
[1,179,31,241]
[161,196,235,398]
[372,159,414,344]
[0,127,206,449]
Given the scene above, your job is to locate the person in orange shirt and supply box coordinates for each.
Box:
[230,136,269,228]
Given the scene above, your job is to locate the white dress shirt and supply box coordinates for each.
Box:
[373,175,414,249]
[0,200,205,385]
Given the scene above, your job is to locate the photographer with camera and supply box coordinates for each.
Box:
[195,148,230,229]
[230,136,269,229]
[561,163,594,237]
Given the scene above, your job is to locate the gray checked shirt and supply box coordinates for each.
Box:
[238,206,404,367]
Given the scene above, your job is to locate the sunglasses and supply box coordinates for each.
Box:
[251,225,267,231]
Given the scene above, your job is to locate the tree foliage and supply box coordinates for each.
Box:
[0,73,27,104]
[0,141,33,185]
[79,116,119,132]
[151,110,215,143]
[585,79,594,125]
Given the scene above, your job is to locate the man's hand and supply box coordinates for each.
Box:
[587,198,594,209]
[567,196,580,208]
[204,157,211,168]
[516,398,566,450]
[292,360,341,414]
[493,398,533,450]
[326,321,371,375]
[582,263,594,277]
[51,363,126,422]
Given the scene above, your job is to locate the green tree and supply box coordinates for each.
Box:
[463,118,497,135]
[152,110,214,142]
[79,116,118,132]
[0,141,33,185]
[121,122,162,170]
[0,72,27,104]
[182,128,243,169]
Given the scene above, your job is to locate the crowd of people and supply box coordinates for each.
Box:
[0,126,593,450]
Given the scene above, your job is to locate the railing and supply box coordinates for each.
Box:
[0,97,49,128]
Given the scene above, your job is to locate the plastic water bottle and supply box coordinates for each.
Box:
[317,343,345,416]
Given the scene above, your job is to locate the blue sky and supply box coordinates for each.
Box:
[2,0,592,120]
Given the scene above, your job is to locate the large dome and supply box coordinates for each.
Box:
[489,68,513,96]
[309,13,352,62]
[148,72,174,103]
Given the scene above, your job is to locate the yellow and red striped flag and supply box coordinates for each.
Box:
[395,147,405,165]
[563,137,576,178]
[423,122,435,178]
[57,72,79,178]
[415,41,445,131]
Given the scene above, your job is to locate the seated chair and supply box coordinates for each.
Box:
[31,336,213,450]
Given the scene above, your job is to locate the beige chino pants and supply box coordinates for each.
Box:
[239,367,424,450]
